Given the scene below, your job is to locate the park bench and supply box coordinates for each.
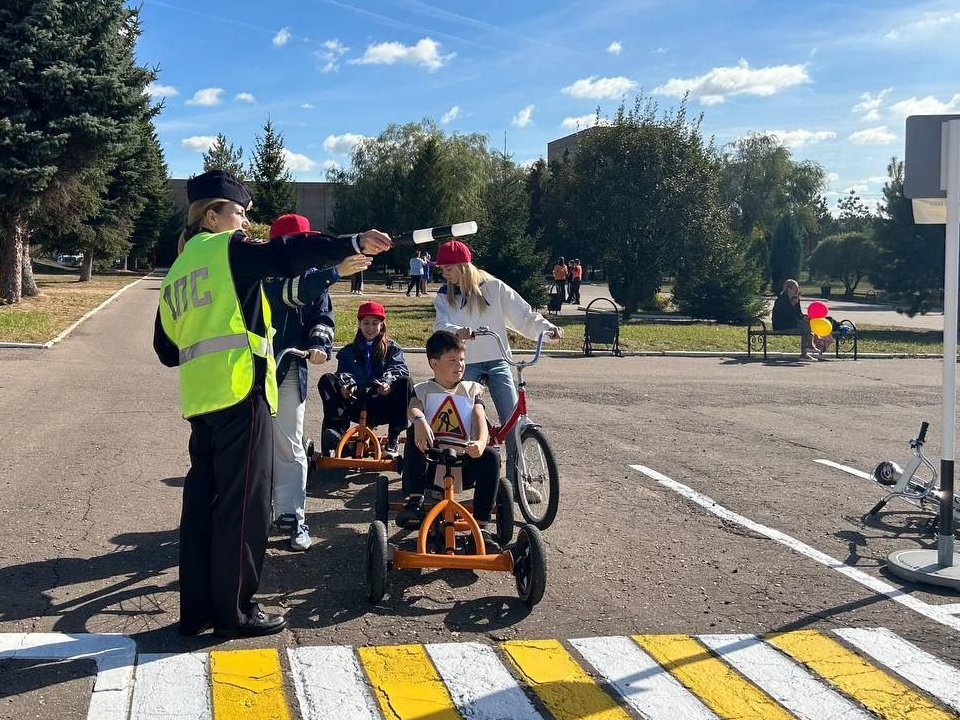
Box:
[747,319,859,360]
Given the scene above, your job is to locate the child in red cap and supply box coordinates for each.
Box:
[264,214,370,551]
[317,301,411,455]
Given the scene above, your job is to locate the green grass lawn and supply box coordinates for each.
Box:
[330,292,944,355]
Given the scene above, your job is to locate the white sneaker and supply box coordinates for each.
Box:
[290,523,312,551]
[522,481,543,505]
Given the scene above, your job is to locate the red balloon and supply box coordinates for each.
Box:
[808,301,828,319]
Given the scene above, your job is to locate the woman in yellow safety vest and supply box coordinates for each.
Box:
[154,170,390,637]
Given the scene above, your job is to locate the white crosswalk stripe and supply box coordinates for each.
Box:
[130,653,211,720]
[288,646,381,720]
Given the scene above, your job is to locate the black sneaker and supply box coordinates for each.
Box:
[396,498,425,529]
[466,528,501,555]
[384,437,400,457]
[275,513,297,534]
[322,428,342,454]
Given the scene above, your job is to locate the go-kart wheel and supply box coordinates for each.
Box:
[375,476,390,525]
[366,521,389,604]
[512,524,546,607]
[495,477,514,546]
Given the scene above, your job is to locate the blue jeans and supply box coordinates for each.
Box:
[463,360,519,481]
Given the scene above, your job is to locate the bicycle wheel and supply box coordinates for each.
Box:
[513,426,559,530]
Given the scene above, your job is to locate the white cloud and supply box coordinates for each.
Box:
[827,171,840,183]
[322,160,341,171]
[316,38,349,73]
[145,82,178,99]
[323,132,369,155]
[846,184,869,194]
[852,88,892,121]
[765,129,836,147]
[181,135,217,152]
[562,75,636,99]
[350,38,454,72]
[519,158,540,169]
[512,104,535,128]
[607,41,622,55]
[653,47,668,54]
[273,27,291,47]
[560,114,608,131]
[863,175,889,185]
[186,88,224,107]
[235,92,255,103]
[302,103,314,109]
[653,59,809,105]
[848,125,896,145]
[441,105,461,124]
[282,149,318,173]
[885,30,901,41]
[890,93,960,118]
[885,10,960,42]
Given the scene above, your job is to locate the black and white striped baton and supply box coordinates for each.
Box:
[392,221,477,247]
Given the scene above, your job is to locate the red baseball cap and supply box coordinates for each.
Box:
[436,240,472,265]
[269,214,311,240]
[357,301,386,321]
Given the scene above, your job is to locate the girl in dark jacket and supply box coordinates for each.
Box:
[318,301,411,454]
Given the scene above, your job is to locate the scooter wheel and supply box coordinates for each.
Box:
[873,461,898,486]
[512,525,546,607]
[366,521,389,604]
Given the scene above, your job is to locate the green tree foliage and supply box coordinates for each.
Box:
[808,232,877,295]
[202,133,246,181]
[769,212,803,292]
[524,159,549,245]
[0,0,154,301]
[248,118,295,223]
[128,124,176,269]
[872,157,944,298]
[473,151,547,307]
[836,190,873,233]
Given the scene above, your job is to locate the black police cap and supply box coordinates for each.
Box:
[186,170,253,209]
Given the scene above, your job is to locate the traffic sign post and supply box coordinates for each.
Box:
[887,115,960,589]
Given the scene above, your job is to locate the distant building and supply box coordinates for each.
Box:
[168,179,338,231]
[547,127,599,164]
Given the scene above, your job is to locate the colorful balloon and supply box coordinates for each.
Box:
[808,301,829,319]
[810,317,832,337]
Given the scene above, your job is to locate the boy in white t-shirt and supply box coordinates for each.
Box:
[397,331,500,548]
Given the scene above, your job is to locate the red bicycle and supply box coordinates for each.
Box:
[471,327,560,530]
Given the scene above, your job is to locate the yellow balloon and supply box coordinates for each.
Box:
[810,317,832,337]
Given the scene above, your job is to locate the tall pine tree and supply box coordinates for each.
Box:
[248,119,294,223]
[0,0,152,302]
[203,133,246,181]
[769,211,803,291]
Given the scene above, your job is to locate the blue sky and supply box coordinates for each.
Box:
[136,0,960,211]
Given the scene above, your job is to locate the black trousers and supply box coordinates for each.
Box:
[406,274,422,295]
[180,390,273,631]
[400,434,499,522]
[318,374,411,439]
[350,271,363,293]
[554,280,566,304]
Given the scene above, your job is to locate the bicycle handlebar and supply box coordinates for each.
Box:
[918,421,929,445]
[275,347,310,365]
[471,326,551,367]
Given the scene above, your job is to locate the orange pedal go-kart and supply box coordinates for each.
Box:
[365,438,547,607]
[304,377,403,481]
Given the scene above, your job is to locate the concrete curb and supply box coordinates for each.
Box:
[391,347,947,360]
[0,272,152,350]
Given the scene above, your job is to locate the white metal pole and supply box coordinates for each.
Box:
[939,118,960,567]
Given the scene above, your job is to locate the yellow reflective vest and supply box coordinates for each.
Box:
[158,230,277,418]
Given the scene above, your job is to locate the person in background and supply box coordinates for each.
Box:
[153,170,391,637]
[552,257,568,306]
[350,267,364,294]
[569,259,583,305]
[407,250,425,297]
[420,249,432,296]
[264,214,369,551]
[771,279,831,360]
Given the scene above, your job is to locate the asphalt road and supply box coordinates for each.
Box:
[2,272,960,671]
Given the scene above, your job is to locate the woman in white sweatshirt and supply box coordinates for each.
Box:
[432,240,562,496]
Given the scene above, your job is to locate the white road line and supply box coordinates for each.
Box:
[130,653,211,719]
[0,633,136,720]
[814,459,873,480]
[938,603,960,614]
[834,627,960,714]
[426,641,544,720]
[287,646,381,720]
[569,635,718,720]
[629,464,960,634]
[697,634,872,720]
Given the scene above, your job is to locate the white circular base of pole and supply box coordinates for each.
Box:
[887,548,960,591]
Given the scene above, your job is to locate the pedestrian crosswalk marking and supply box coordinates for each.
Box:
[357,644,460,720]
[500,639,633,720]
[768,629,957,720]
[210,649,290,720]
[635,634,796,720]
[5,628,960,720]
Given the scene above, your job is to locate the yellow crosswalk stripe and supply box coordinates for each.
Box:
[500,639,633,720]
[768,630,958,720]
[633,634,797,720]
[357,644,462,720]
[210,649,290,720]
